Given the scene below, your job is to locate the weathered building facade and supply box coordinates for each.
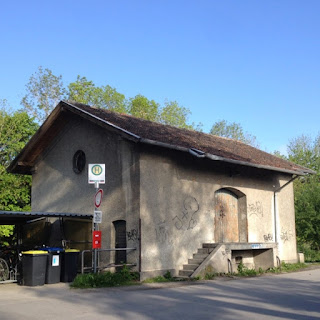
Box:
[8,101,313,279]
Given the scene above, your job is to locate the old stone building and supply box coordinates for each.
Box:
[8,101,313,279]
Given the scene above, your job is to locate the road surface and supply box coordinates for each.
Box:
[0,268,319,319]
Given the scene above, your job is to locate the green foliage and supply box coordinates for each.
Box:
[234,262,308,277]
[159,101,194,130]
[22,67,197,129]
[0,108,37,213]
[265,262,307,274]
[143,271,175,283]
[0,109,38,167]
[163,270,174,280]
[273,150,287,160]
[0,225,13,237]
[71,266,139,288]
[128,94,160,122]
[287,133,320,250]
[204,272,215,280]
[68,76,127,113]
[278,262,307,272]
[298,243,320,262]
[236,262,260,276]
[21,66,66,123]
[210,120,259,147]
[0,108,37,243]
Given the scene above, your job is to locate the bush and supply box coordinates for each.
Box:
[298,243,320,262]
[71,265,138,288]
[236,262,262,277]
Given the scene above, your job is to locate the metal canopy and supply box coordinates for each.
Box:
[0,211,93,225]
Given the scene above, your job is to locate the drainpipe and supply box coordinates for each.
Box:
[273,175,299,243]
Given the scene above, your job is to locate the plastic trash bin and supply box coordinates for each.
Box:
[41,247,63,284]
[60,249,80,282]
[22,251,48,286]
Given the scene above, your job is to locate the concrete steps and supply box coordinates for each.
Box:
[178,243,217,278]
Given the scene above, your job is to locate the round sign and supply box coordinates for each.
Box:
[95,189,103,208]
[92,164,103,176]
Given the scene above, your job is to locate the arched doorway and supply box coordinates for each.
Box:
[113,220,127,264]
[214,188,247,243]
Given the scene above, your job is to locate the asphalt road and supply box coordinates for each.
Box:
[0,268,319,320]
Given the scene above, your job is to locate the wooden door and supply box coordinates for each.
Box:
[214,189,239,243]
[113,220,127,264]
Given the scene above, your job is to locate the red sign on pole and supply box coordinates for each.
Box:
[94,189,103,208]
[92,231,101,249]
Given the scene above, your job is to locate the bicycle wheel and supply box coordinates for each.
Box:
[0,258,9,281]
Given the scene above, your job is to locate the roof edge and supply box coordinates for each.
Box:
[62,100,141,141]
[140,138,314,176]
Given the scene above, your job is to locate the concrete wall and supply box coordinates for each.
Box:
[30,117,297,277]
[31,116,140,267]
[139,147,297,277]
[276,176,298,263]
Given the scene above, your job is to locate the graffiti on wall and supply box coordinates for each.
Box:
[127,229,138,241]
[280,228,293,243]
[263,233,273,242]
[248,201,263,217]
[173,196,200,231]
[155,221,172,244]
[221,248,231,259]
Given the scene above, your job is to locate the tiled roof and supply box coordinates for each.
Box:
[69,101,313,175]
[8,100,314,175]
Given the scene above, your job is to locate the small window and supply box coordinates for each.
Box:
[73,150,86,174]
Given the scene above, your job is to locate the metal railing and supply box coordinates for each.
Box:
[81,248,136,274]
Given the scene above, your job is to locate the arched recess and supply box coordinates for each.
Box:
[112,220,127,264]
[214,188,248,243]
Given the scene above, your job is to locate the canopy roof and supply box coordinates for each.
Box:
[0,211,92,225]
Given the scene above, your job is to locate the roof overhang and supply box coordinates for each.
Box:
[0,211,93,225]
[140,138,315,176]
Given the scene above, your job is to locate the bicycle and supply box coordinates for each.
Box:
[0,246,21,282]
[0,257,9,281]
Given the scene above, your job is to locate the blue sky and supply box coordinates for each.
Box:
[1,0,319,154]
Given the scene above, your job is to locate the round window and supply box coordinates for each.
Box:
[73,150,86,174]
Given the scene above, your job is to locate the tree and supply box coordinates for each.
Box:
[68,76,197,128]
[68,76,127,113]
[128,94,160,122]
[159,100,194,129]
[0,107,38,239]
[288,133,320,249]
[0,108,38,210]
[21,66,66,123]
[22,67,197,130]
[210,120,259,147]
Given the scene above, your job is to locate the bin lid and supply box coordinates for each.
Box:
[40,247,63,252]
[64,249,80,253]
[22,250,48,255]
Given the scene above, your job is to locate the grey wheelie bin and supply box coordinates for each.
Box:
[41,247,63,284]
[22,251,48,286]
[60,249,80,282]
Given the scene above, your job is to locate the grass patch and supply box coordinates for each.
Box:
[71,262,317,288]
[233,262,310,277]
[266,262,308,274]
[235,262,261,276]
[143,271,178,283]
[298,244,320,262]
[143,276,172,283]
[71,265,139,288]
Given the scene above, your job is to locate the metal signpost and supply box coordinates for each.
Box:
[88,164,105,273]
